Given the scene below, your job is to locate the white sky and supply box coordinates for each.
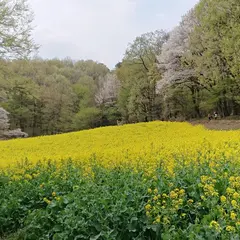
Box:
[29,0,199,69]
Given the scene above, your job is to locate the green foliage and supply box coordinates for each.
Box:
[2,0,240,135]
[188,0,240,116]
[0,0,38,59]
[0,59,116,136]
[100,104,121,126]
[73,107,101,130]
[117,31,168,122]
[1,157,239,239]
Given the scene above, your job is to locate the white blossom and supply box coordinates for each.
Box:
[157,9,197,92]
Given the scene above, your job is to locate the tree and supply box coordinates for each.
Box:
[0,0,38,136]
[0,0,38,59]
[117,30,169,122]
[0,57,117,135]
[189,0,240,116]
[40,74,75,134]
[0,107,9,133]
[125,30,169,69]
[73,107,101,130]
[157,9,203,118]
[95,73,120,105]
[157,9,197,86]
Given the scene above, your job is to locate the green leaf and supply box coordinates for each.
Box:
[90,232,102,240]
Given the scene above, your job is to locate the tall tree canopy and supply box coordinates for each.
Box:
[0,0,37,59]
[189,0,240,116]
[156,0,240,119]
[117,30,169,122]
[1,58,119,136]
[1,0,240,137]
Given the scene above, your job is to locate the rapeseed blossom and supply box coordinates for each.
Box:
[220,195,227,203]
[210,221,221,232]
[226,226,236,232]
[1,121,240,238]
[0,121,240,174]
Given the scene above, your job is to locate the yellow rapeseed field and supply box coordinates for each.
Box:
[1,121,240,173]
[1,121,240,238]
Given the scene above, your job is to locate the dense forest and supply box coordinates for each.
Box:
[1,0,240,137]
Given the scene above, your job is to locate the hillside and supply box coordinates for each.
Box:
[1,121,240,169]
[1,121,240,239]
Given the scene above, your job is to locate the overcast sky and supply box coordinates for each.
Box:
[29,0,199,69]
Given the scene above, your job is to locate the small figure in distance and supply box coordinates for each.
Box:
[208,113,212,121]
[214,111,218,120]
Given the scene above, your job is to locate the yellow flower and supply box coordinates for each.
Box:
[231,200,238,208]
[153,196,158,201]
[162,193,168,198]
[43,197,51,204]
[170,191,178,199]
[145,204,152,211]
[233,192,239,199]
[187,199,194,204]
[201,175,209,183]
[220,195,226,203]
[230,211,237,220]
[24,174,32,180]
[154,188,158,194]
[174,205,179,210]
[32,173,39,178]
[52,192,56,197]
[201,195,206,201]
[209,221,221,232]
[229,176,235,182]
[12,175,21,181]
[146,211,150,217]
[155,216,160,223]
[226,187,235,195]
[148,188,152,194]
[226,226,235,232]
[163,217,170,225]
[178,199,183,204]
[179,189,185,196]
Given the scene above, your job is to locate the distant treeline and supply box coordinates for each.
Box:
[1,0,240,136]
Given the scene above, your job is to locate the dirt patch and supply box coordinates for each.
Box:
[190,120,240,131]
